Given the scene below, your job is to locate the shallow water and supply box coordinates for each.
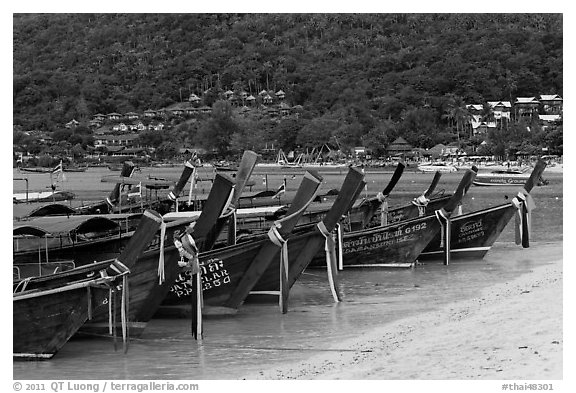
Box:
[12,168,563,380]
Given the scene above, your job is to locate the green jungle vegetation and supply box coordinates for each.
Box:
[13,13,563,160]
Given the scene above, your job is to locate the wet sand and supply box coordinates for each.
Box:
[243,257,563,380]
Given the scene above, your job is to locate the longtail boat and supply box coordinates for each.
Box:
[419,160,547,261]
[12,213,160,360]
[322,168,477,268]
[158,170,323,323]
[79,172,237,337]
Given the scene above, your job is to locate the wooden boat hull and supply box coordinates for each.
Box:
[419,203,516,260]
[79,248,181,337]
[337,214,444,268]
[14,285,109,359]
[237,230,322,296]
[13,260,126,360]
[306,195,451,268]
[158,238,275,316]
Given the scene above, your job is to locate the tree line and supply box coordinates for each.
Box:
[13,13,563,158]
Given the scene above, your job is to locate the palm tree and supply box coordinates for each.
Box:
[453,102,473,144]
[443,95,472,145]
[480,103,496,131]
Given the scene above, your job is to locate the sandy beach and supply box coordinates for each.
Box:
[243,258,563,380]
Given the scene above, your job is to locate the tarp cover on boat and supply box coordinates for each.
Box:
[13,216,120,237]
[26,204,76,217]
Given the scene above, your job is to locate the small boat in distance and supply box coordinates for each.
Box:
[473,169,548,187]
[18,167,53,174]
[13,190,76,204]
[417,162,458,173]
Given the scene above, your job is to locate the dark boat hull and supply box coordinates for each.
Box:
[14,286,109,359]
[338,214,444,268]
[158,238,278,316]
[13,261,123,360]
[79,249,181,337]
[419,203,516,260]
[307,195,451,268]
[245,230,324,294]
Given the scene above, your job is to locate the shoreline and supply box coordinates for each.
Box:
[242,258,563,380]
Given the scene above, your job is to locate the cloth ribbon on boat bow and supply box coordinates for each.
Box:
[434,208,452,265]
[104,260,131,353]
[412,194,429,217]
[219,188,238,245]
[174,232,203,339]
[316,221,342,302]
[157,221,167,284]
[512,188,536,248]
[267,187,320,314]
[267,224,290,314]
[376,192,389,226]
[174,233,200,273]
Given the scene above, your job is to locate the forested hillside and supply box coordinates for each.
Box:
[13,13,563,158]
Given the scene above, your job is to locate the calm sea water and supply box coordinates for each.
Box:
[12,167,563,380]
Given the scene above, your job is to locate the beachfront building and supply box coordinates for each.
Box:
[387,137,413,158]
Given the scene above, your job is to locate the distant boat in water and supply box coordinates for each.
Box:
[473,169,548,187]
[417,162,458,173]
[18,167,53,174]
[13,190,76,203]
[63,165,88,172]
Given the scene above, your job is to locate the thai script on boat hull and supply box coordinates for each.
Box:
[170,258,231,297]
[343,222,428,254]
